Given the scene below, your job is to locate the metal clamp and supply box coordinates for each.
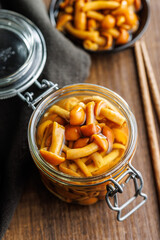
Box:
[17,79,59,110]
[105,162,147,221]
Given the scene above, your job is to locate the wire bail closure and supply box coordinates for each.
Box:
[105,162,147,221]
[17,79,59,110]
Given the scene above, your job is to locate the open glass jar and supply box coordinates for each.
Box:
[0,10,147,222]
[28,83,147,221]
[0,10,46,99]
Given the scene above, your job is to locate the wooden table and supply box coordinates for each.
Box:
[3,1,160,239]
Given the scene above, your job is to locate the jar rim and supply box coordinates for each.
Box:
[28,83,138,185]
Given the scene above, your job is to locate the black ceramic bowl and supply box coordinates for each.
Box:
[49,0,150,53]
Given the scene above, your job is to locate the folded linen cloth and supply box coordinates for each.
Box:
[0,0,91,238]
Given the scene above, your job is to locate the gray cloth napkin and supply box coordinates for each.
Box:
[0,0,91,238]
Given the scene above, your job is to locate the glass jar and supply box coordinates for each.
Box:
[28,83,147,221]
[0,9,46,99]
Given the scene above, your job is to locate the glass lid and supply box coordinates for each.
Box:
[0,9,47,99]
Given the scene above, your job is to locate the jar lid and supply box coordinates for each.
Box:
[0,10,47,99]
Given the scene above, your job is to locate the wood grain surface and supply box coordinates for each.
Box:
[3,0,160,239]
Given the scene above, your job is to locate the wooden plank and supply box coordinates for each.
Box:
[3,0,160,239]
